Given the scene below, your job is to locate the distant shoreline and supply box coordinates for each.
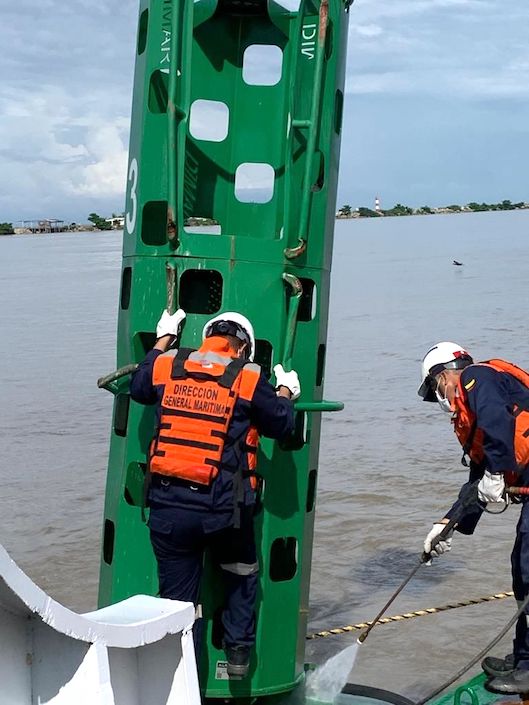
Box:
[2,206,527,238]
[336,208,529,220]
[336,200,529,220]
[6,227,122,236]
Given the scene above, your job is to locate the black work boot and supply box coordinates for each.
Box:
[485,668,529,694]
[482,653,515,678]
[225,644,250,678]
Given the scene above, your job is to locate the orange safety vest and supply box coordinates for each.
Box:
[453,359,529,476]
[150,338,261,486]
[245,427,259,472]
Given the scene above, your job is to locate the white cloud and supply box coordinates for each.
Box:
[0,85,129,219]
[65,122,129,197]
[354,24,383,38]
[0,0,135,220]
[351,0,493,22]
[345,72,412,95]
[0,89,88,164]
[346,0,529,99]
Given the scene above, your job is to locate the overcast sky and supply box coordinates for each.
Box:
[1,0,528,222]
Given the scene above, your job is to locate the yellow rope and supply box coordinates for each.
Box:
[306,591,514,640]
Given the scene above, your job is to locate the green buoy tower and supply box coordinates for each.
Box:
[98,0,350,697]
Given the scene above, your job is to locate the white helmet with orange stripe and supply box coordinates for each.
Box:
[203,312,255,361]
[418,342,473,402]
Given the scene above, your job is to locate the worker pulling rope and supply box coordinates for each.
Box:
[306,590,514,640]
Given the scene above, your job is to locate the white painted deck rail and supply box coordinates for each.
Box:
[0,543,201,705]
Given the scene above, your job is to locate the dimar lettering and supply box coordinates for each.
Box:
[301,22,316,59]
[160,0,171,68]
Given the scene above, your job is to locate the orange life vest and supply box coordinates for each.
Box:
[453,359,529,475]
[245,427,259,472]
[150,338,261,485]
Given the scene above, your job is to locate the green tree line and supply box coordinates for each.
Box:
[338,199,527,218]
[88,212,113,230]
[0,222,14,235]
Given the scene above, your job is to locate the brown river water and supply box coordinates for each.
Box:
[1,210,528,698]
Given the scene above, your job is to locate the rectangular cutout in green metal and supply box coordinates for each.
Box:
[270,537,298,582]
[103,519,115,565]
[179,269,223,314]
[120,267,132,310]
[306,469,317,512]
[255,339,273,380]
[298,278,316,321]
[114,394,130,437]
[279,411,306,451]
[124,462,147,506]
[148,70,168,113]
[316,343,326,386]
[141,201,168,246]
[137,9,149,55]
[133,332,157,361]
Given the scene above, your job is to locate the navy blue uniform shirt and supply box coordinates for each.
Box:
[130,347,295,531]
[447,363,529,533]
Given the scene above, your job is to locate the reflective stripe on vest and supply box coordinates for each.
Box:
[150,346,260,485]
[453,359,529,471]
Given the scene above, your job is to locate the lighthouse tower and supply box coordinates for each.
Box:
[374,196,381,213]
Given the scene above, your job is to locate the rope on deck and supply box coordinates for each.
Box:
[306,590,514,640]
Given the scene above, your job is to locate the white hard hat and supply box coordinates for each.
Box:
[203,312,256,361]
[418,341,473,401]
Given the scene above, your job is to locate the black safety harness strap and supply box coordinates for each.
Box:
[170,348,195,379]
[218,358,246,388]
[229,427,252,530]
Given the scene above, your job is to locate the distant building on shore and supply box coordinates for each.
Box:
[106,216,125,229]
[14,219,66,234]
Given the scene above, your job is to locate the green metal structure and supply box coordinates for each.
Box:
[98,0,351,698]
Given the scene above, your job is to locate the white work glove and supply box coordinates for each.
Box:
[423,522,454,559]
[477,470,505,503]
[273,364,301,400]
[156,308,186,339]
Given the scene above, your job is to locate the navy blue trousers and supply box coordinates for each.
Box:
[511,502,529,669]
[148,503,258,648]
